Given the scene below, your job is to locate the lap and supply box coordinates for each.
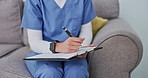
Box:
[25,51,88,77]
[64,58,89,78]
[25,51,63,77]
[64,58,88,71]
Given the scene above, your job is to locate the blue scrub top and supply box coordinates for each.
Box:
[22,0,96,42]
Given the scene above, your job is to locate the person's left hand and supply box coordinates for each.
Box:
[77,44,95,58]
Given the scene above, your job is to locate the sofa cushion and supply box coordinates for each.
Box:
[0,0,23,44]
[92,0,119,19]
[23,29,29,46]
[0,46,31,78]
[0,44,23,57]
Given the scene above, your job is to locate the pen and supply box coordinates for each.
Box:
[94,47,103,50]
[62,27,73,37]
[62,27,82,47]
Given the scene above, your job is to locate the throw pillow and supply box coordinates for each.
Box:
[91,16,108,36]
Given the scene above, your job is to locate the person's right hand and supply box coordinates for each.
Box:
[55,37,85,53]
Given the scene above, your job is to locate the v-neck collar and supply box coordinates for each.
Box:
[54,0,67,9]
[52,0,69,10]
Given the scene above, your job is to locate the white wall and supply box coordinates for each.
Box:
[119,0,148,78]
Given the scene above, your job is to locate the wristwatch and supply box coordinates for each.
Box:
[50,42,57,53]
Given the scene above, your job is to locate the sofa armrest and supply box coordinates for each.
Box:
[88,18,143,78]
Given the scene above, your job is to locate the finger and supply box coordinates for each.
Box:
[70,42,81,46]
[67,49,77,53]
[71,37,85,43]
[78,54,87,58]
[67,38,82,45]
[69,46,79,51]
[80,54,86,57]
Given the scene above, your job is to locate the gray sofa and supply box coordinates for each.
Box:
[0,0,143,78]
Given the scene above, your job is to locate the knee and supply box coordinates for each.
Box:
[34,65,62,78]
[71,66,88,76]
[65,66,89,78]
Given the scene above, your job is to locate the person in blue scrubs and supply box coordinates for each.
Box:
[22,0,96,78]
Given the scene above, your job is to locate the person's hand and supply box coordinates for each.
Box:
[55,37,85,53]
[77,44,95,58]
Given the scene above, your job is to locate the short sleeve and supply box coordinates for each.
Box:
[21,0,42,30]
[82,0,96,25]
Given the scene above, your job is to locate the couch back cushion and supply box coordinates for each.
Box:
[92,0,119,19]
[0,0,23,44]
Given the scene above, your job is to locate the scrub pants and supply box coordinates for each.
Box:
[25,51,89,78]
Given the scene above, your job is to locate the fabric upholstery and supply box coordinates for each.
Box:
[0,46,31,78]
[92,0,119,19]
[89,36,139,78]
[23,29,29,46]
[0,44,23,57]
[21,1,29,46]
[0,0,23,44]
[0,71,29,78]
[87,18,143,78]
[93,18,142,50]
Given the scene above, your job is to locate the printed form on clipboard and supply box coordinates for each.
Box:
[24,47,103,61]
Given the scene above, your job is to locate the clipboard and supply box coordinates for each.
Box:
[24,47,103,61]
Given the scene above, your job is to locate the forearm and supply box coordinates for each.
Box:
[27,21,93,53]
[27,29,52,53]
[79,22,93,46]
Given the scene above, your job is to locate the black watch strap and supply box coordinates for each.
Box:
[50,42,57,53]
